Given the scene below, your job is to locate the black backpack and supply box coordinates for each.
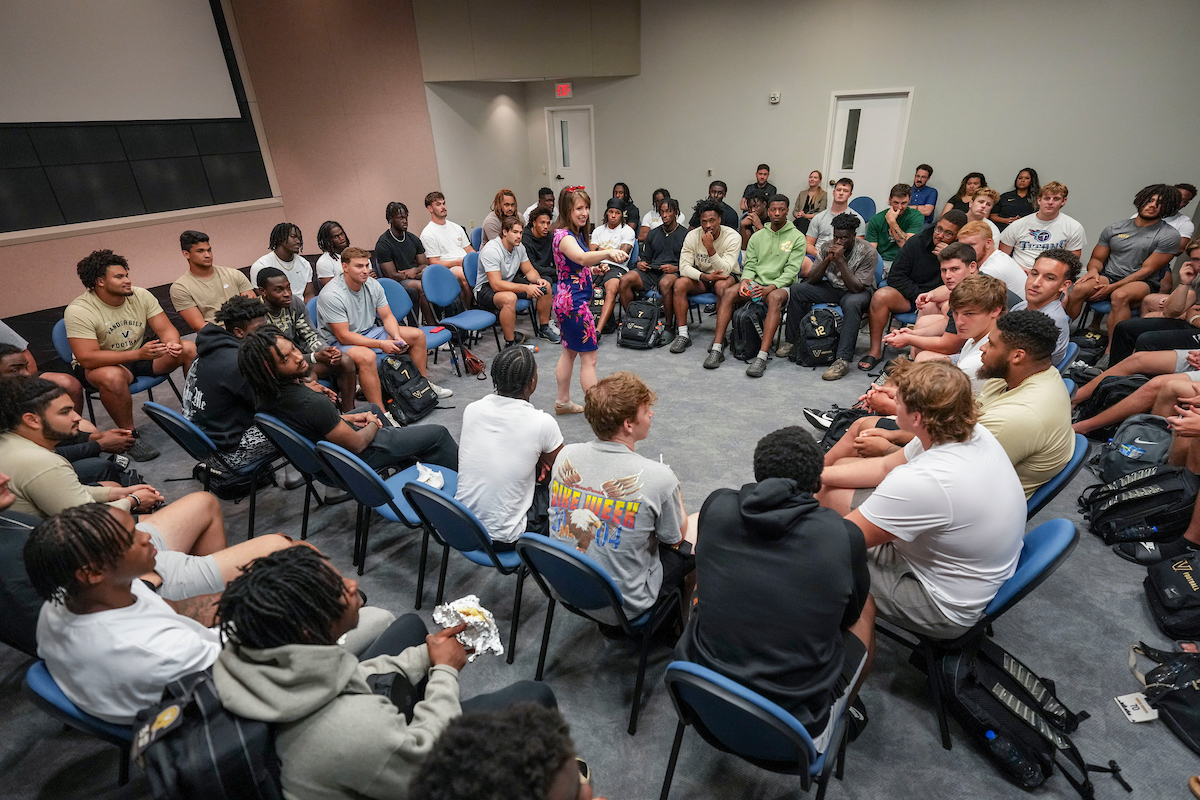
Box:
[589,285,618,334]
[791,307,841,367]
[729,301,768,361]
[1145,553,1200,638]
[1131,642,1200,756]
[818,407,872,451]
[1071,375,1149,441]
[1077,464,1200,545]
[133,670,283,800]
[1069,330,1108,366]
[935,639,1121,797]
[616,299,664,349]
[1089,413,1172,483]
[378,354,438,425]
[191,461,275,502]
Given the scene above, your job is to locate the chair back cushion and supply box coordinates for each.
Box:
[421,264,463,309]
[404,484,492,554]
[517,534,623,611]
[143,402,217,460]
[52,319,74,364]
[254,414,327,477]
[314,442,392,507]
[984,519,1076,615]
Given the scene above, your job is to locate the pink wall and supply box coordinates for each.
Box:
[0,0,440,319]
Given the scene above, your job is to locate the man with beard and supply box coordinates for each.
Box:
[688,181,740,230]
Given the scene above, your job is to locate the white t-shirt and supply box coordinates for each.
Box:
[999,212,1088,269]
[456,395,563,543]
[860,424,1025,627]
[315,252,343,281]
[641,209,663,231]
[808,207,866,252]
[985,218,1002,241]
[476,238,528,291]
[522,202,543,225]
[420,219,471,262]
[250,252,313,297]
[951,333,990,394]
[980,248,1028,297]
[592,223,635,267]
[36,580,221,724]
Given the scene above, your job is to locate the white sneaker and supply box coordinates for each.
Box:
[384,411,401,428]
[429,382,454,399]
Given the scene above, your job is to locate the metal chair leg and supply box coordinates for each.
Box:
[506,566,527,665]
[629,631,654,735]
[246,476,259,540]
[535,598,555,680]
[118,743,130,786]
[352,504,364,567]
[300,481,312,540]
[84,392,97,425]
[414,528,430,609]
[658,722,685,800]
[922,640,952,750]
[166,375,182,401]
[434,544,450,605]
[357,510,372,576]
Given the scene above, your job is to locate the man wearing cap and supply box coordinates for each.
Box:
[591,198,637,337]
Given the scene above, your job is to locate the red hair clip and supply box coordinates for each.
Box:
[565,185,585,192]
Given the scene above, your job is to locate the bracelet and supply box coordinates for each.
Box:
[129,494,141,510]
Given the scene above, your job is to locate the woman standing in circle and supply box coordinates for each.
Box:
[793,170,827,233]
[552,187,628,414]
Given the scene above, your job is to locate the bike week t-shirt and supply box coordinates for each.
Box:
[592,222,636,268]
[1095,218,1180,280]
[998,213,1088,269]
[64,287,163,355]
[373,229,426,274]
[476,238,529,291]
[250,252,313,297]
[169,266,253,325]
[865,207,925,262]
[420,219,471,261]
[549,440,684,619]
[316,275,388,342]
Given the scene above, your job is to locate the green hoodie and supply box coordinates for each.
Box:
[214,641,460,800]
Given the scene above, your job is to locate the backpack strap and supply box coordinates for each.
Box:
[978,640,1087,731]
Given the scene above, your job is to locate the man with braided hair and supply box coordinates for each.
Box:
[213,546,555,800]
[374,202,435,322]
[457,347,563,546]
[24,503,296,724]
[250,222,314,302]
[315,220,353,288]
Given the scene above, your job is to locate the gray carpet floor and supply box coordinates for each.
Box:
[0,311,1191,799]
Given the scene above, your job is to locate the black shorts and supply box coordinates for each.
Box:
[657,544,696,600]
[73,357,156,383]
[474,272,530,314]
[596,266,627,286]
[631,269,667,294]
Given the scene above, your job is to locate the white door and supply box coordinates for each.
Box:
[547,107,595,201]
[824,93,911,216]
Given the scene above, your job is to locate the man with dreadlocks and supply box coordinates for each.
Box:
[214,547,556,800]
[250,222,315,303]
[374,202,435,324]
[1067,184,1184,361]
[238,327,459,473]
[315,220,355,288]
[456,347,563,547]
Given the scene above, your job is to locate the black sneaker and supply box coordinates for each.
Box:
[660,328,676,345]
[702,303,716,314]
[702,348,725,369]
[127,436,160,462]
[669,334,692,354]
[803,408,834,430]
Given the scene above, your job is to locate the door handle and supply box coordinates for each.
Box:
[556,175,564,180]
[828,180,835,187]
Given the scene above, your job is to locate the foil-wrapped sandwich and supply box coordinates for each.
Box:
[432,594,503,661]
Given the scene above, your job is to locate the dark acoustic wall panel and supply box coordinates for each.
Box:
[0,0,271,235]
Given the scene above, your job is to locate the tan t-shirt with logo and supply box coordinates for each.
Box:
[64,287,164,354]
[169,266,253,325]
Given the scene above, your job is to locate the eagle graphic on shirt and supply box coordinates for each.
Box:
[549,457,642,553]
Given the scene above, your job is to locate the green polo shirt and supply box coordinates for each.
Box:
[742,223,807,288]
[865,207,925,262]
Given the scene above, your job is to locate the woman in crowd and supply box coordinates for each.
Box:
[991,168,1040,230]
[942,172,987,215]
[793,170,827,233]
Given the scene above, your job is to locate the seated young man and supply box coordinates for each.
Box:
[481,188,519,246]
[1110,240,1200,361]
[65,250,198,461]
[1007,248,1079,365]
[315,219,351,288]
[317,246,453,403]
[705,194,805,378]
[779,212,878,381]
[522,206,557,284]
[835,361,1026,639]
[860,210,967,371]
[250,223,314,304]
[420,191,475,310]
[880,242,981,361]
[238,327,458,474]
[955,220,1030,302]
[214,547,555,800]
[738,187,769,251]
[374,202,435,324]
[865,182,924,266]
[457,347,563,548]
[669,199,743,354]
[475,215,556,346]
[549,372,695,623]
[523,186,556,225]
[1071,347,1200,437]
[257,267,359,410]
[590,199,637,336]
[675,427,873,752]
[620,197,687,337]
[169,230,255,332]
[0,321,83,411]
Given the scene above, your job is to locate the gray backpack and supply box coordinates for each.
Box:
[1092,413,1172,483]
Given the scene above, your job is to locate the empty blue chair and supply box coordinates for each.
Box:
[660,661,851,800]
[142,402,284,539]
[378,277,453,353]
[53,319,179,425]
[848,195,876,220]
[254,413,350,540]
[470,226,483,251]
[515,533,683,734]
[314,441,457,575]
[1056,341,1079,374]
[1026,434,1088,519]
[875,518,1079,749]
[422,263,500,375]
[24,661,134,786]
[401,483,530,661]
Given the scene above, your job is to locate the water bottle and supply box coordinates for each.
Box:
[1116,523,1157,542]
[984,730,1041,786]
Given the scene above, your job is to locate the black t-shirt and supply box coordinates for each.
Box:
[622,202,640,230]
[948,196,970,214]
[887,228,943,301]
[0,510,42,657]
[373,229,426,274]
[674,478,869,731]
[993,190,1036,228]
[688,202,740,230]
[268,382,343,443]
[522,228,554,280]
[742,181,777,200]
[644,223,688,271]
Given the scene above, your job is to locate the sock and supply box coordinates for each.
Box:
[678,325,688,337]
[711,343,723,353]
[757,350,768,361]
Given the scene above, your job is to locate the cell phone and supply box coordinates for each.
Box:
[428,326,445,333]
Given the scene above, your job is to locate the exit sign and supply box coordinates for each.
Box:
[555,82,572,99]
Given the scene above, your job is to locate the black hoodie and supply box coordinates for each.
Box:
[182,324,255,450]
[675,477,869,731]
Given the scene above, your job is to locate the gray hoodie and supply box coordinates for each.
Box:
[214,641,460,800]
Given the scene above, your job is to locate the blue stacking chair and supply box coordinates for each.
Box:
[53,319,179,426]
[515,533,684,734]
[1063,378,1076,398]
[1056,341,1079,374]
[254,413,350,540]
[142,402,284,539]
[401,484,530,662]
[422,264,500,376]
[378,277,453,356]
[305,296,320,328]
[313,441,457,575]
[660,662,852,800]
[875,519,1079,749]
[1026,434,1088,520]
[470,226,483,251]
[848,195,876,220]
[24,661,134,786]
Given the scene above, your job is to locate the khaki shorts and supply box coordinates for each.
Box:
[141,523,223,601]
[867,543,974,640]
